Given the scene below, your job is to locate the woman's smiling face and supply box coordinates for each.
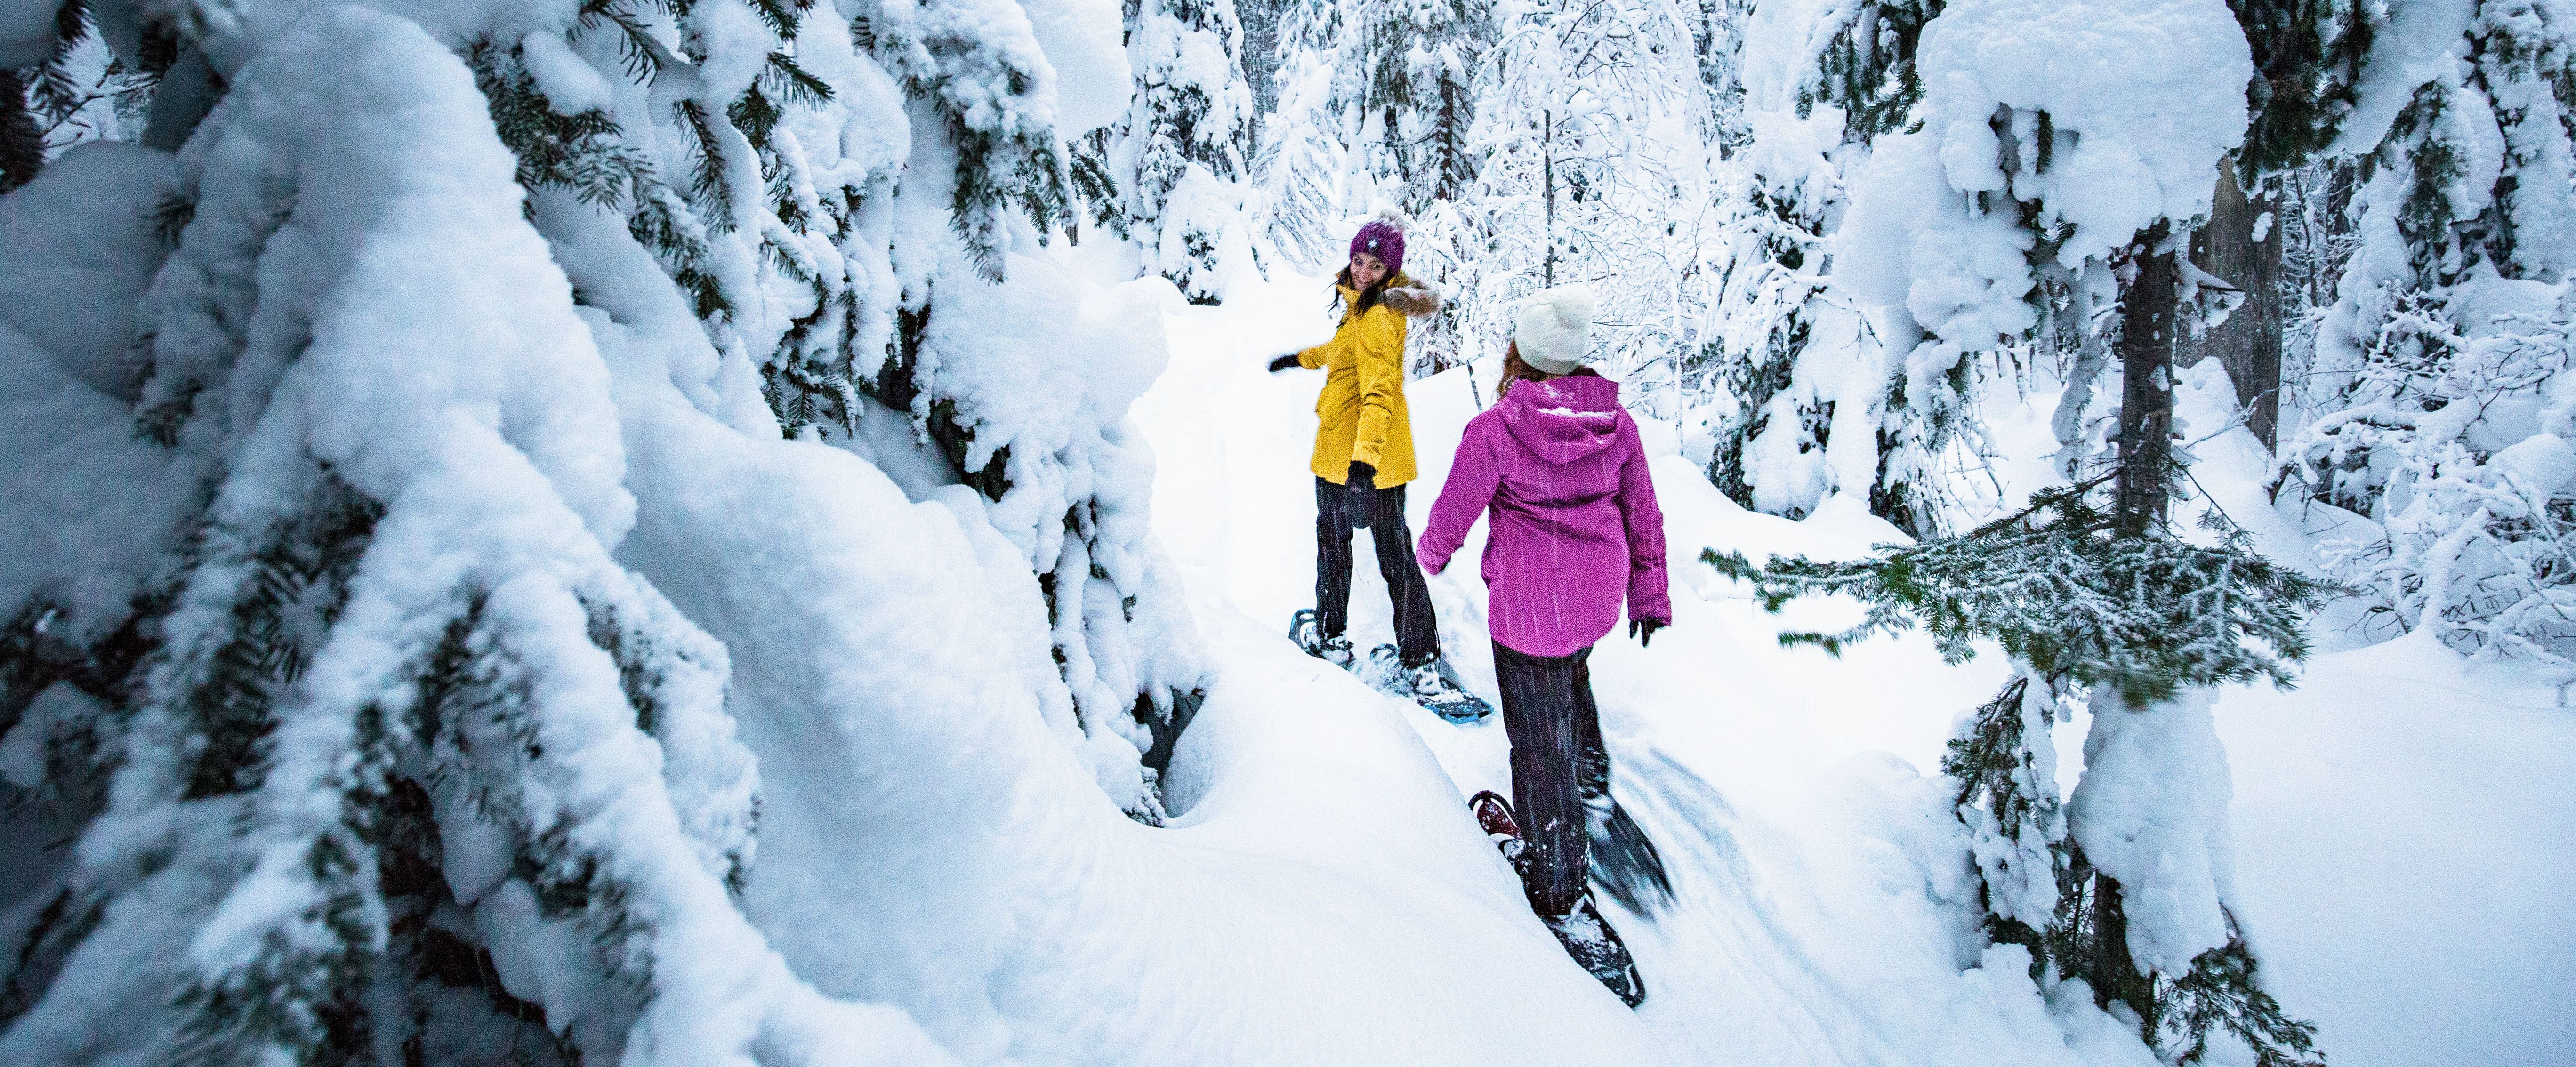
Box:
[1349,250,1388,289]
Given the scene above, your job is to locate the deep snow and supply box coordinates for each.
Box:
[1123,263,2576,1066]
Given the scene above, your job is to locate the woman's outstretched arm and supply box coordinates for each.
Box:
[1418,417,1501,576]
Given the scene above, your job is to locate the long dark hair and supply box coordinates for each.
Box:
[1332,265,1394,318]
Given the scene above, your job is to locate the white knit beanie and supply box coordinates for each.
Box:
[1513,284,1595,375]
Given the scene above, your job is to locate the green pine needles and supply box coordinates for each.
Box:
[1798,0,1944,143]
[1703,473,2325,706]
[2157,931,2326,1067]
[1706,473,2329,1064]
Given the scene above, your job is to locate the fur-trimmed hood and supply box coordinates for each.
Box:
[1339,272,1444,320]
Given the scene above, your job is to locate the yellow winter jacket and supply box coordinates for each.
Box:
[1299,274,1441,487]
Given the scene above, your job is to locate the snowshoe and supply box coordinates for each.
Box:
[1365,644,1494,722]
[1469,790,1529,874]
[1288,609,1355,667]
[1586,797,1674,916]
[1543,892,1647,1008]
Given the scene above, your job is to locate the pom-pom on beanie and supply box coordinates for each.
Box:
[1513,284,1595,375]
[1349,208,1408,275]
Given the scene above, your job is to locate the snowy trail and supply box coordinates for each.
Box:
[1131,273,2129,1066]
[607,329,1657,1065]
[595,257,2571,1065]
[1132,270,2576,1066]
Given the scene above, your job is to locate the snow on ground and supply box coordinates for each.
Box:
[1127,264,2576,1065]
[600,247,1653,1063]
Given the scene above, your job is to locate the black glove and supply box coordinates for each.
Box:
[1268,353,1303,373]
[1628,618,1666,648]
[1345,461,1377,528]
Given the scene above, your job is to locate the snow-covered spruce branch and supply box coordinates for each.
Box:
[1702,475,2322,704]
[1,0,1208,1059]
[1703,472,2327,1064]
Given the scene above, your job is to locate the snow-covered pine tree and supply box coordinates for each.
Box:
[468,0,1203,808]
[1246,0,1352,269]
[1353,0,1488,212]
[1708,472,2329,1064]
[1721,0,2330,1060]
[1687,0,1754,153]
[1109,0,1256,302]
[0,11,873,1062]
[2278,0,2576,661]
[1708,0,1966,536]
[1235,0,1286,114]
[1451,0,1715,388]
[0,0,1204,1060]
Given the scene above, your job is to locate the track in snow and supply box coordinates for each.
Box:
[1129,275,2163,1067]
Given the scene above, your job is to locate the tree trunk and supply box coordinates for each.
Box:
[2092,872,2160,1031]
[2115,221,2179,537]
[1542,110,1556,288]
[2099,220,2182,1037]
[0,68,43,194]
[2182,164,2283,449]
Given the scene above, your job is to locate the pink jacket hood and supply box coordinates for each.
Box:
[1497,372,1629,467]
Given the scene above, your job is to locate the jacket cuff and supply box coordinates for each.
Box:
[1629,575,1671,623]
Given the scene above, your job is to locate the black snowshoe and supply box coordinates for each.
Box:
[1544,892,1647,1008]
[1586,796,1674,916]
[1288,608,1355,667]
[1468,791,1647,1008]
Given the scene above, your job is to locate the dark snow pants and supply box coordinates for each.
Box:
[1314,477,1440,665]
[1493,641,1611,918]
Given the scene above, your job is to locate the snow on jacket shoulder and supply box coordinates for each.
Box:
[1299,275,1439,487]
[1418,372,1670,657]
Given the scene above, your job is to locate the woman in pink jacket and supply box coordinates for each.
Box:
[1416,284,1669,1006]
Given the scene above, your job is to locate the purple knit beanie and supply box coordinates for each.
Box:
[1350,219,1405,274]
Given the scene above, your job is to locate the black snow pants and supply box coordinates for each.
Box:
[1493,641,1611,918]
[1314,476,1440,666]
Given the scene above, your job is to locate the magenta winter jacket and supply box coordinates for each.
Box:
[1417,372,1672,658]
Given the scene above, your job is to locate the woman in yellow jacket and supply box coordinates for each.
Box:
[1271,217,1481,718]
